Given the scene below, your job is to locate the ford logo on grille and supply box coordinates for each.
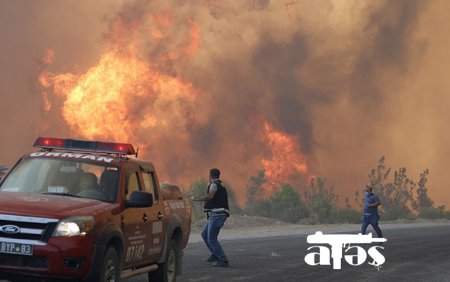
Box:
[1,225,20,234]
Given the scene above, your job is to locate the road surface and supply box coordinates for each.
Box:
[1,222,448,281]
[126,222,450,282]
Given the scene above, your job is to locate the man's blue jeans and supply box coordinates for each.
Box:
[201,214,228,262]
[360,213,383,238]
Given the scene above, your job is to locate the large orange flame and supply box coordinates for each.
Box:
[260,121,308,196]
[40,48,197,145]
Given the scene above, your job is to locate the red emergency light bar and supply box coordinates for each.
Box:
[33,137,136,155]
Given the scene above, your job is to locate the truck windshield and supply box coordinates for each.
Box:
[0,157,119,202]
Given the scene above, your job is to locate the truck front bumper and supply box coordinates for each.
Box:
[0,236,99,281]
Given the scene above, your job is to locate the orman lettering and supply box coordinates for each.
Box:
[30,152,113,163]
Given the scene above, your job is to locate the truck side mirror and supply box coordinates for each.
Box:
[125,191,153,208]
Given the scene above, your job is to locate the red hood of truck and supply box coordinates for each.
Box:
[0,192,111,219]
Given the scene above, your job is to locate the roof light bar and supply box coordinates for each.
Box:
[33,137,136,155]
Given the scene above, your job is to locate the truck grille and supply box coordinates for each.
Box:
[0,253,48,268]
[0,214,59,245]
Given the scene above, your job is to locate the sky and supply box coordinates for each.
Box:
[1,0,450,207]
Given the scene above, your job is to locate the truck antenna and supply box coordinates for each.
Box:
[135,147,139,158]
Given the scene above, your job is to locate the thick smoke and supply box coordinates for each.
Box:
[2,0,450,207]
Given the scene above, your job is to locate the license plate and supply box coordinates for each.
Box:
[0,241,33,256]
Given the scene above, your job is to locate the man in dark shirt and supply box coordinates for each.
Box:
[192,168,230,267]
[360,185,383,238]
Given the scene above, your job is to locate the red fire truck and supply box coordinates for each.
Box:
[0,137,191,282]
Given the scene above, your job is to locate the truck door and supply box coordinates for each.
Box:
[140,167,165,261]
[122,165,154,268]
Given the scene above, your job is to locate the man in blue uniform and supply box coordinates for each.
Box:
[192,168,230,267]
[361,185,383,238]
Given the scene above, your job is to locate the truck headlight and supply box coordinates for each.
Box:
[53,216,95,237]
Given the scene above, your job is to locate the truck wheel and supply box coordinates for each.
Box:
[148,239,178,282]
[100,247,120,282]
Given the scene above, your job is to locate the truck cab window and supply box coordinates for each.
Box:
[126,171,141,200]
[141,170,159,203]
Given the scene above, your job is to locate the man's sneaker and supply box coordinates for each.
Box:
[211,260,229,267]
[206,255,218,262]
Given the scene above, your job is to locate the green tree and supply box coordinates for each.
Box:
[270,184,307,223]
[368,157,415,220]
[413,169,433,212]
[388,168,415,219]
[245,170,268,216]
[367,156,391,208]
[413,169,449,219]
[304,177,338,223]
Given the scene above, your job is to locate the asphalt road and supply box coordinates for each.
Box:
[2,223,448,282]
[125,222,450,282]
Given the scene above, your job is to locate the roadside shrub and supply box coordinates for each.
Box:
[418,205,446,219]
[245,170,266,215]
[186,178,208,221]
[381,204,416,221]
[333,207,361,224]
[270,184,307,223]
[304,177,337,223]
[249,199,272,218]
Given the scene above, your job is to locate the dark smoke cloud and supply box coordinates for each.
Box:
[350,0,425,105]
[251,32,313,153]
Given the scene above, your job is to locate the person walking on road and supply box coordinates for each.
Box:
[360,185,383,238]
[192,168,230,267]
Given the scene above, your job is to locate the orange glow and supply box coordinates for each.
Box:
[260,121,308,196]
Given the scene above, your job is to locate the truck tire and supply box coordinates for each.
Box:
[148,238,178,282]
[99,247,120,282]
